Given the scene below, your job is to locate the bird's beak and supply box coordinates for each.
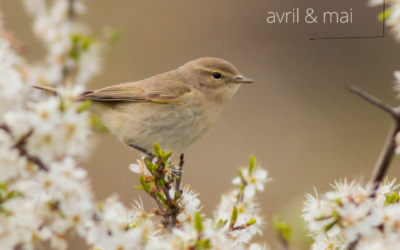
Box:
[232,76,254,84]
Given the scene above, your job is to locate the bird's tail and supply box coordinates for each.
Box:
[32,85,94,99]
[32,85,58,94]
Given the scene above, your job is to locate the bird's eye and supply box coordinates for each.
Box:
[212,72,222,80]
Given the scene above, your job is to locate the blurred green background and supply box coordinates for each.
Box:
[2,0,400,249]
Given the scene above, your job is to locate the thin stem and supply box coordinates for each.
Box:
[175,154,184,196]
[170,154,185,228]
[163,187,172,204]
[150,193,164,212]
[349,86,400,196]
[0,125,48,171]
[370,123,399,196]
[61,0,75,86]
[349,86,397,117]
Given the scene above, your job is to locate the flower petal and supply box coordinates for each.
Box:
[129,164,141,173]
[255,169,267,179]
[244,184,256,198]
[232,177,241,185]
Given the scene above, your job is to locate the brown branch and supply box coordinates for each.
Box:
[349,86,400,195]
[0,125,48,171]
[175,154,184,196]
[170,154,184,228]
[349,86,397,118]
[347,86,400,250]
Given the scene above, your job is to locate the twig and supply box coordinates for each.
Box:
[150,193,164,212]
[0,125,48,171]
[349,86,400,195]
[347,86,400,250]
[349,86,397,118]
[61,0,76,86]
[170,154,184,228]
[175,154,184,196]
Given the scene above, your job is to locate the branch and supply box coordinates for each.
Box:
[170,154,184,228]
[349,86,400,196]
[347,86,400,250]
[61,0,76,85]
[175,154,184,196]
[0,125,48,171]
[349,86,397,118]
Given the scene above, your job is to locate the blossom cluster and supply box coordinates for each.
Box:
[0,1,273,250]
[369,0,400,41]
[22,0,102,88]
[87,147,270,250]
[0,0,104,249]
[100,152,268,250]
[303,178,400,250]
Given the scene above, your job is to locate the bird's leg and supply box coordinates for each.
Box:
[129,144,156,158]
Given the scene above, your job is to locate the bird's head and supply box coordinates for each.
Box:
[177,57,253,103]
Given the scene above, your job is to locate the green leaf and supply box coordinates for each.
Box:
[158,178,165,188]
[378,8,391,21]
[59,97,66,112]
[6,190,23,199]
[163,151,172,162]
[247,218,257,226]
[215,219,228,229]
[248,155,256,175]
[77,100,92,113]
[152,163,159,172]
[155,191,166,204]
[0,183,8,191]
[139,175,150,192]
[386,192,400,205]
[134,186,146,191]
[159,149,165,158]
[196,238,212,249]
[194,211,203,233]
[90,114,108,132]
[230,206,238,226]
[272,215,291,242]
[153,143,160,156]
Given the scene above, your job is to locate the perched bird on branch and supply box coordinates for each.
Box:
[33,57,253,154]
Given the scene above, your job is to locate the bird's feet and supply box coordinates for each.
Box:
[129,144,156,158]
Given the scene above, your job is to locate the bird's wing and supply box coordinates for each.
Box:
[78,72,191,103]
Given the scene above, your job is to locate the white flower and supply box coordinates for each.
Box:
[227,229,251,249]
[311,233,344,250]
[375,178,400,207]
[249,243,269,250]
[232,167,270,198]
[0,147,27,182]
[177,186,201,221]
[338,202,383,241]
[382,204,400,236]
[129,156,151,175]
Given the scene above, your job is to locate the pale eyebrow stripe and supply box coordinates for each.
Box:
[195,66,234,76]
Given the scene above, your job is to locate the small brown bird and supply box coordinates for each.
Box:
[34,57,253,154]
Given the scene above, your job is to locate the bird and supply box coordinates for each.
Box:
[33,57,253,154]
